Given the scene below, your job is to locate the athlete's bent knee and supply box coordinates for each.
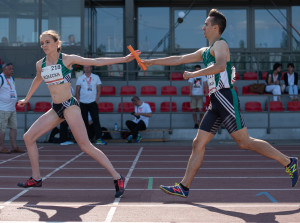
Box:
[236,138,253,150]
[192,138,206,152]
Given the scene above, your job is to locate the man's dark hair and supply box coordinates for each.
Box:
[208,9,226,34]
[131,96,140,102]
[273,62,282,71]
[2,62,13,69]
[194,65,201,69]
[287,63,294,68]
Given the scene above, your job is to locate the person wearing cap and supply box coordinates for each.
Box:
[0,63,24,153]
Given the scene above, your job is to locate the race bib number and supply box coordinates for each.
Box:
[207,74,216,95]
[41,65,64,85]
[10,90,16,99]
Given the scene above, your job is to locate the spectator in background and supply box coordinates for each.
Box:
[265,62,282,102]
[284,63,298,101]
[68,34,76,46]
[76,65,107,145]
[0,63,24,153]
[126,96,152,143]
[188,65,208,129]
[1,37,8,46]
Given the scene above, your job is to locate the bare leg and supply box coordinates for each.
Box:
[63,106,120,180]
[23,109,63,179]
[231,127,290,166]
[0,131,5,150]
[192,110,197,125]
[9,128,17,149]
[181,129,214,188]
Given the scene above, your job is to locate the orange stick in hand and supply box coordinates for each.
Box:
[127,45,147,71]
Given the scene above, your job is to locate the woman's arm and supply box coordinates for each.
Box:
[63,52,138,69]
[18,61,43,107]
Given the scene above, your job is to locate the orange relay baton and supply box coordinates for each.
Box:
[127,45,147,71]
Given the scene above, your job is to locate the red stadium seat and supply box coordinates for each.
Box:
[287,101,300,111]
[161,86,177,96]
[160,102,177,112]
[120,86,136,95]
[235,72,240,80]
[182,102,193,112]
[281,72,286,80]
[118,102,134,112]
[145,101,156,112]
[243,72,258,80]
[16,102,31,112]
[262,71,268,80]
[98,102,113,112]
[266,101,284,111]
[181,86,190,95]
[169,72,184,81]
[242,85,259,95]
[141,86,157,95]
[245,102,263,112]
[33,102,51,112]
[101,86,116,95]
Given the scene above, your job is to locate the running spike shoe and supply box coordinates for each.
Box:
[160,183,189,198]
[17,177,42,188]
[286,157,299,187]
[114,175,125,198]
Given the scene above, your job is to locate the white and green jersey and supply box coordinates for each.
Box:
[202,37,235,95]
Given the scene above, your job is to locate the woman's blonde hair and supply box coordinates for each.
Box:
[40,30,62,52]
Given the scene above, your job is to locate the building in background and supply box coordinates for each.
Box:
[0,0,299,80]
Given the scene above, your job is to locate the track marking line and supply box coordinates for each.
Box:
[0,147,44,165]
[105,146,143,222]
[0,152,83,211]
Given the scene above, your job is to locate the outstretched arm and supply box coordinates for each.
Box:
[183,40,229,79]
[64,52,140,69]
[142,48,205,68]
[18,61,43,107]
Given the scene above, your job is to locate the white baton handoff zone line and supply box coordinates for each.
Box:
[105,146,144,223]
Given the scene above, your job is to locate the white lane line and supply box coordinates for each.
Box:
[0,147,44,165]
[0,152,83,211]
[105,146,144,223]
[0,188,299,191]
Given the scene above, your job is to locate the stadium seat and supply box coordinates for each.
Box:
[141,86,157,95]
[243,72,258,80]
[161,86,177,95]
[235,72,240,80]
[169,72,184,81]
[16,102,31,112]
[245,102,263,112]
[233,86,239,95]
[98,102,113,112]
[145,101,156,112]
[242,85,259,95]
[120,86,136,95]
[266,101,284,111]
[262,71,268,80]
[287,101,300,111]
[33,102,51,112]
[118,102,134,112]
[101,86,116,95]
[281,72,286,80]
[182,102,193,112]
[160,102,177,112]
[181,86,190,95]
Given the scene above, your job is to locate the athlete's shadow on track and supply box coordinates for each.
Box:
[165,201,300,223]
[18,201,107,221]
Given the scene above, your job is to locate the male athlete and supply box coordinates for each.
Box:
[142,9,299,198]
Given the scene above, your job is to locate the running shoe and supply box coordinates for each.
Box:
[135,134,142,143]
[17,177,42,188]
[114,175,125,198]
[286,157,299,187]
[96,138,107,145]
[127,135,133,143]
[60,141,74,146]
[160,183,189,198]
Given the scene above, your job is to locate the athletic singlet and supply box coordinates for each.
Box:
[202,37,235,95]
[41,53,72,85]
